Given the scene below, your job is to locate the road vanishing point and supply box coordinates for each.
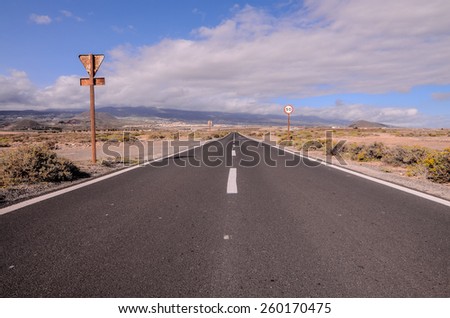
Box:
[1,133,449,297]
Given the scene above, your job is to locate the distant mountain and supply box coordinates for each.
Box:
[97,106,351,126]
[8,119,62,131]
[0,106,351,127]
[73,112,123,129]
[11,119,42,130]
[349,120,390,128]
[0,109,81,118]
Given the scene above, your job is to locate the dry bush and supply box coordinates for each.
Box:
[278,140,293,146]
[146,131,169,140]
[0,137,11,147]
[1,144,89,186]
[298,140,323,151]
[421,148,450,183]
[342,142,387,161]
[193,130,229,140]
[97,132,140,143]
[382,146,429,166]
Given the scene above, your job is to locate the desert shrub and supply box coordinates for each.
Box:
[2,145,89,185]
[97,134,111,142]
[101,159,115,167]
[101,156,137,166]
[340,142,362,156]
[299,140,323,151]
[146,132,168,140]
[382,146,429,166]
[278,140,293,146]
[421,148,450,183]
[44,140,58,150]
[364,142,387,160]
[0,137,11,147]
[341,142,387,161]
[97,133,138,143]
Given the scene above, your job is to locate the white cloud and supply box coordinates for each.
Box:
[29,13,52,25]
[59,10,84,22]
[0,71,86,110]
[111,25,135,34]
[36,76,85,109]
[297,102,450,127]
[60,10,72,18]
[0,70,38,107]
[98,0,450,110]
[299,102,421,126]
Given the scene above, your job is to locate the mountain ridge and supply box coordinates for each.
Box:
[348,120,391,128]
[1,106,353,127]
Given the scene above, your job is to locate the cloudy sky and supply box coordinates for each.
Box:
[1,0,449,127]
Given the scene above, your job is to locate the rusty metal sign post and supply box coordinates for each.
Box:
[283,104,294,141]
[79,54,105,163]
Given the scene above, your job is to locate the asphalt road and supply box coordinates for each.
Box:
[1,133,449,297]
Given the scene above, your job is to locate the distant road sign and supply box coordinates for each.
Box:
[284,105,294,115]
[79,54,104,76]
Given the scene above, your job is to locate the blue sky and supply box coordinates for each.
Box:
[1,0,449,127]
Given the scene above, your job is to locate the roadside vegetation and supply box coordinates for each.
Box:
[1,143,89,187]
[275,129,450,184]
[338,143,450,183]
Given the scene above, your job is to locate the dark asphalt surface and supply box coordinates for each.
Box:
[1,133,449,297]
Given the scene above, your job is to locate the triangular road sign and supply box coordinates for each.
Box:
[79,54,104,76]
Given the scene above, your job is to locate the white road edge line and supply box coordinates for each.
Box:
[227,168,238,194]
[0,139,217,215]
[242,134,450,208]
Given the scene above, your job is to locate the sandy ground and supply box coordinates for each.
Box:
[336,133,450,150]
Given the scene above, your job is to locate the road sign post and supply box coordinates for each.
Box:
[283,105,294,141]
[79,54,105,163]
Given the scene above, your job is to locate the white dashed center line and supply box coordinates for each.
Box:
[227,168,238,194]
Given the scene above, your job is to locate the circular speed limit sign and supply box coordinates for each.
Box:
[284,105,294,115]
